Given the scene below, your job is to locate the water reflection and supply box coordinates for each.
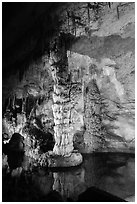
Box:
[82,153,135,200]
[2,152,135,202]
[32,169,54,196]
[53,167,86,201]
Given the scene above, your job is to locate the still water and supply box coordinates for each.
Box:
[2,153,135,202]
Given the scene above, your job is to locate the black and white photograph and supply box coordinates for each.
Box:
[2,1,135,202]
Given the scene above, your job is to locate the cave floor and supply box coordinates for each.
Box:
[2,152,135,202]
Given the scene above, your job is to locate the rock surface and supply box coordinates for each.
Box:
[47,152,83,167]
[2,2,135,155]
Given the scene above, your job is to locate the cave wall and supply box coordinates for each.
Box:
[67,50,135,152]
[2,2,135,154]
[67,1,135,151]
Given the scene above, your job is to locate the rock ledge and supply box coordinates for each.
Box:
[47,152,83,167]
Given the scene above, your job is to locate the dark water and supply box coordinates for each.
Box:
[2,153,135,202]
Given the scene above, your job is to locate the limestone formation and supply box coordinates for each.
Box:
[47,48,83,166]
[2,2,135,201]
[83,79,106,152]
[48,152,83,168]
[2,2,135,158]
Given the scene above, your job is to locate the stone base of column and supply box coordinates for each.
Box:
[47,152,83,167]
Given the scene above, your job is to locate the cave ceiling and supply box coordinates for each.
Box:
[2,2,67,78]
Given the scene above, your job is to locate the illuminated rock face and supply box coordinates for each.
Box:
[67,49,135,152]
[52,84,73,156]
[49,52,73,156]
[48,50,83,166]
[67,52,106,152]
[83,79,105,152]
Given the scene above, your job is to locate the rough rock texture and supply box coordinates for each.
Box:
[2,2,135,155]
[52,85,74,156]
[2,112,26,138]
[47,44,83,166]
[49,50,74,156]
[83,79,106,151]
[48,152,83,168]
[67,47,135,152]
[67,51,106,152]
[67,3,135,152]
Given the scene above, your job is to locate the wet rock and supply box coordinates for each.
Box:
[47,152,83,167]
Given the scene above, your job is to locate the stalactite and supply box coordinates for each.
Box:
[12,94,15,110]
[108,2,111,8]
[81,78,85,114]
[117,5,120,19]
[67,11,70,32]
[87,3,90,24]
[28,98,38,120]
[6,97,10,111]
[22,98,26,114]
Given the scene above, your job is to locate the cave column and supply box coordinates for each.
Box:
[49,52,74,156]
[48,51,82,167]
[52,84,74,156]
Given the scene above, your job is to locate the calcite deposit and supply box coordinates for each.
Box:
[2,3,135,167]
